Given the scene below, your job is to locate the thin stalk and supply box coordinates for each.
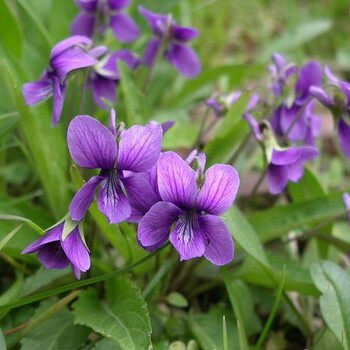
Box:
[283,210,347,243]
[142,37,169,92]
[142,259,172,300]
[193,108,210,148]
[253,266,286,350]
[0,242,170,313]
[223,316,228,350]
[228,133,251,165]
[79,69,90,114]
[242,170,266,209]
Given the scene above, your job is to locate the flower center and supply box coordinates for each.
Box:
[176,210,198,246]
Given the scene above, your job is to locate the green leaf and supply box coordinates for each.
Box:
[165,292,189,308]
[259,19,332,60]
[310,261,350,349]
[248,192,345,243]
[49,0,77,42]
[223,206,270,267]
[236,254,318,296]
[93,339,120,349]
[118,61,148,126]
[73,276,152,349]
[0,328,6,350]
[0,273,24,320]
[189,308,238,350]
[1,60,69,218]
[288,167,326,202]
[21,302,89,350]
[0,0,22,57]
[222,276,249,350]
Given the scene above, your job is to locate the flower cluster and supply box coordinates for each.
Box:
[22,108,239,278]
[22,5,201,128]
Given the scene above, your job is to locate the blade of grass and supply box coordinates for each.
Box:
[223,315,228,350]
[253,265,286,350]
[0,215,43,235]
[0,224,24,251]
[223,269,249,350]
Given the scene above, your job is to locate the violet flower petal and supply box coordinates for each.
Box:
[157,152,197,209]
[280,104,308,142]
[21,223,64,254]
[51,46,97,82]
[143,38,161,66]
[67,115,118,169]
[61,227,90,272]
[97,176,131,223]
[197,164,239,215]
[70,12,96,38]
[138,6,168,36]
[71,264,81,279]
[337,118,350,159]
[91,74,116,110]
[22,78,52,105]
[138,201,182,248]
[270,148,302,165]
[37,242,70,269]
[169,213,205,261]
[267,164,289,195]
[309,86,333,108]
[108,0,130,10]
[109,13,139,43]
[287,161,304,182]
[123,174,160,222]
[69,176,105,221]
[74,0,98,12]
[295,61,322,104]
[50,35,92,59]
[165,43,201,78]
[172,25,198,42]
[52,76,66,127]
[200,215,234,266]
[102,49,140,79]
[118,122,162,172]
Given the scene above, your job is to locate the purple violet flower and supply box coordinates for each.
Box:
[67,110,163,224]
[206,91,259,118]
[270,60,322,144]
[126,148,201,225]
[22,36,101,126]
[268,53,297,96]
[266,146,319,194]
[271,100,321,146]
[71,0,139,43]
[91,49,141,109]
[21,221,90,279]
[139,6,201,78]
[310,66,350,158]
[244,113,319,194]
[137,151,239,265]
